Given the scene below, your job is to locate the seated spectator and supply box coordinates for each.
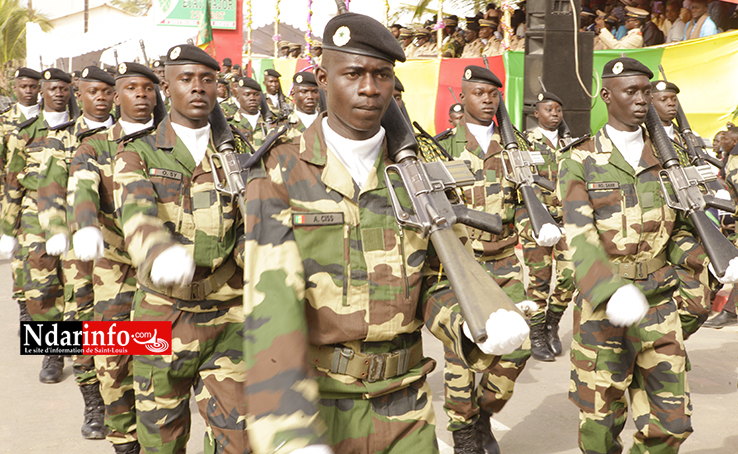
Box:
[594,6,647,48]
[664,0,687,42]
[684,0,719,40]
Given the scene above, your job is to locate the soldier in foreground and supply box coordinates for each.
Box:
[559,57,729,453]
[243,13,528,454]
[113,44,249,454]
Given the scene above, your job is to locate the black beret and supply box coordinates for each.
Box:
[323,12,406,64]
[293,71,317,87]
[217,78,228,85]
[80,65,115,86]
[153,59,165,68]
[115,62,159,84]
[73,70,82,77]
[222,58,232,66]
[449,103,464,114]
[651,80,680,94]
[42,68,72,84]
[233,64,241,70]
[601,57,653,79]
[536,91,563,106]
[462,65,503,88]
[264,68,281,78]
[237,76,262,91]
[14,67,41,80]
[394,77,404,92]
[166,44,220,72]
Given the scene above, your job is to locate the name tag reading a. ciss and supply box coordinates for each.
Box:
[587,182,620,190]
[293,213,344,226]
[149,168,183,180]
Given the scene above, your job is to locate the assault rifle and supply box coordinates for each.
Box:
[139,40,149,67]
[495,99,558,236]
[644,104,738,277]
[383,101,520,343]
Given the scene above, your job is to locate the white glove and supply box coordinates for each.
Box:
[150,245,196,288]
[46,233,69,256]
[463,309,530,356]
[515,300,538,315]
[0,234,18,259]
[533,223,561,247]
[709,257,738,284]
[290,445,334,454]
[714,189,731,201]
[606,284,649,327]
[73,226,105,262]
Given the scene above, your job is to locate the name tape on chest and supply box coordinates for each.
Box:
[293,212,344,226]
[587,182,620,190]
[149,168,182,181]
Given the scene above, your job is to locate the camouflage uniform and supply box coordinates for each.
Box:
[282,110,309,143]
[441,31,465,57]
[114,117,249,454]
[520,127,575,327]
[243,113,497,454]
[228,111,268,149]
[559,128,713,453]
[68,121,150,445]
[435,118,532,432]
[220,98,238,117]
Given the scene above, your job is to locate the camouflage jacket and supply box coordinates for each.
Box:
[0,104,31,200]
[1,111,76,236]
[525,126,563,220]
[558,128,712,312]
[220,98,238,117]
[228,111,267,149]
[282,110,309,143]
[68,121,152,265]
[113,117,245,310]
[441,31,465,57]
[243,113,495,453]
[438,118,528,260]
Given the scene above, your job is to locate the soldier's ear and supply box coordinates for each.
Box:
[600,87,611,105]
[459,91,465,103]
[113,91,120,107]
[161,80,170,99]
[315,66,328,92]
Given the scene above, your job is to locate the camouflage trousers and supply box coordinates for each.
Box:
[93,256,138,445]
[521,229,575,325]
[319,377,439,453]
[132,292,249,454]
[569,295,691,454]
[63,249,97,386]
[11,243,28,301]
[443,252,531,430]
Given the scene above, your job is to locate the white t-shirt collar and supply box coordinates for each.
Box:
[466,121,494,153]
[322,117,384,190]
[119,118,154,136]
[171,122,211,166]
[540,127,559,147]
[43,110,69,129]
[606,124,644,171]
[18,103,39,120]
[84,115,113,130]
[296,110,318,129]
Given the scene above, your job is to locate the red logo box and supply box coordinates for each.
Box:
[82,321,172,355]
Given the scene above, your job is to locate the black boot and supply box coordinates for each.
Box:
[80,383,106,439]
[39,355,64,383]
[452,424,482,454]
[18,300,32,322]
[530,322,554,362]
[113,441,141,454]
[476,410,501,454]
[545,309,564,356]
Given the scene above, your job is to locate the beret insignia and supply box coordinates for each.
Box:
[537,93,544,101]
[334,26,351,47]
[118,63,127,75]
[613,62,624,75]
[44,70,51,79]
[464,69,472,80]
[14,70,19,77]
[656,81,666,91]
[82,68,89,78]
[170,46,181,60]
[296,74,303,84]
[453,104,462,112]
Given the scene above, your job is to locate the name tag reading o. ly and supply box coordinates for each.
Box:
[149,168,183,181]
[587,182,620,190]
[293,212,344,226]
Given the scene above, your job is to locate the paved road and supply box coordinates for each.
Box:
[0,257,736,453]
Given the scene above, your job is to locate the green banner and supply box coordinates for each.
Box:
[154,0,236,30]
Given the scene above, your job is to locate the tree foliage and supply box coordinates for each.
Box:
[0,0,52,65]
[111,0,152,16]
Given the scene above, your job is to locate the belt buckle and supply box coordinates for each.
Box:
[367,354,386,383]
[190,281,201,300]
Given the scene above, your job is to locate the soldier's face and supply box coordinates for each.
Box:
[154,67,165,80]
[601,75,651,131]
[393,89,403,110]
[314,47,323,57]
[534,101,562,131]
[79,80,114,122]
[652,91,678,124]
[293,86,319,115]
[40,80,71,113]
[237,87,261,115]
[163,63,217,128]
[316,50,394,141]
[115,76,156,123]
[449,111,464,127]
[15,77,40,107]
[720,132,738,154]
[461,82,500,126]
[264,76,280,95]
[713,132,725,151]
[217,83,228,99]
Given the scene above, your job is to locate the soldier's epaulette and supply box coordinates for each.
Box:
[16,115,38,131]
[433,127,454,142]
[115,125,156,145]
[77,126,108,141]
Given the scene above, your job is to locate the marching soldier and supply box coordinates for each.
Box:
[263,68,292,119]
[217,77,238,117]
[284,71,320,141]
[67,61,162,454]
[228,76,268,148]
[520,91,576,361]
[243,14,528,454]
[113,44,249,454]
[559,57,726,453]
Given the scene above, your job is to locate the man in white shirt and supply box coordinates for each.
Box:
[664,1,687,42]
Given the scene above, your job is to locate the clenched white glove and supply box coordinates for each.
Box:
[714,189,731,201]
[290,445,334,454]
[709,257,738,284]
[73,226,104,262]
[0,234,18,259]
[150,245,196,288]
[463,309,530,356]
[606,284,649,327]
[533,223,562,247]
[46,233,69,256]
[515,300,538,315]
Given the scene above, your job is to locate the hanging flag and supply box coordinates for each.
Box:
[197,0,215,57]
